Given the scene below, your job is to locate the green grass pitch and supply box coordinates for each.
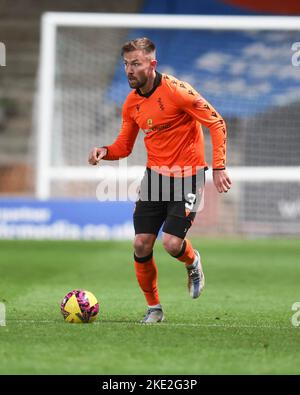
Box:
[0,239,300,374]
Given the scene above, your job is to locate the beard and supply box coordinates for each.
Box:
[127,75,148,89]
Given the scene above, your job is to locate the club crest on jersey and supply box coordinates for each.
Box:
[142,119,171,135]
[147,119,153,127]
[142,119,154,134]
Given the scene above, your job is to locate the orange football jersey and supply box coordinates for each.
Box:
[103,73,227,177]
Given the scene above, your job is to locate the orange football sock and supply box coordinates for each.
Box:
[134,252,160,306]
[174,239,195,267]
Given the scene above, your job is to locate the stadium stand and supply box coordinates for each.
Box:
[0,0,142,194]
[142,0,300,15]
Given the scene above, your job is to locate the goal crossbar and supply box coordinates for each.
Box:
[42,13,300,31]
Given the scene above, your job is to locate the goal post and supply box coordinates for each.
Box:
[35,12,300,236]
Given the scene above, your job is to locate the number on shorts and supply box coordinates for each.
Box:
[185,193,196,210]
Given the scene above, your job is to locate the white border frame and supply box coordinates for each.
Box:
[36,13,300,199]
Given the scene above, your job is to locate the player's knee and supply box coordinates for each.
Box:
[133,235,154,257]
[162,235,183,256]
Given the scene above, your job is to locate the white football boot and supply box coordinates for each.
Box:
[186,250,205,299]
[140,307,164,324]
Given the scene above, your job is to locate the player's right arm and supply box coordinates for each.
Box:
[88,146,108,165]
[88,100,139,165]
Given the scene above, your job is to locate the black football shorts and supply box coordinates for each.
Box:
[133,167,205,239]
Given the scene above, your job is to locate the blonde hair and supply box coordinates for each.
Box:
[121,37,156,59]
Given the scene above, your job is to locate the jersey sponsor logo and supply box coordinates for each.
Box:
[142,122,171,135]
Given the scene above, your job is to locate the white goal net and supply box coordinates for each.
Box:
[35,13,300,236]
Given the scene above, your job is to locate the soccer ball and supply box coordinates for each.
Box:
[60,289,99,323]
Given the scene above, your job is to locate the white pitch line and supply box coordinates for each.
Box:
[158,322,293,330]
[5,320,294,330]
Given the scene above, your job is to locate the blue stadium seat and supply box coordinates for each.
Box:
[106,0,300,118]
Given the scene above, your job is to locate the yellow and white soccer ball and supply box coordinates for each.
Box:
[60,289,99,323]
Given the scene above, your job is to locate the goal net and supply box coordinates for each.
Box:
[35,13,300,236]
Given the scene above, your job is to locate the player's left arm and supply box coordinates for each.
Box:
[177,85,232,193]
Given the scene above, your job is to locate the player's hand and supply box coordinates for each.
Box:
[213,169,232,193]
[88,147,107,165]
